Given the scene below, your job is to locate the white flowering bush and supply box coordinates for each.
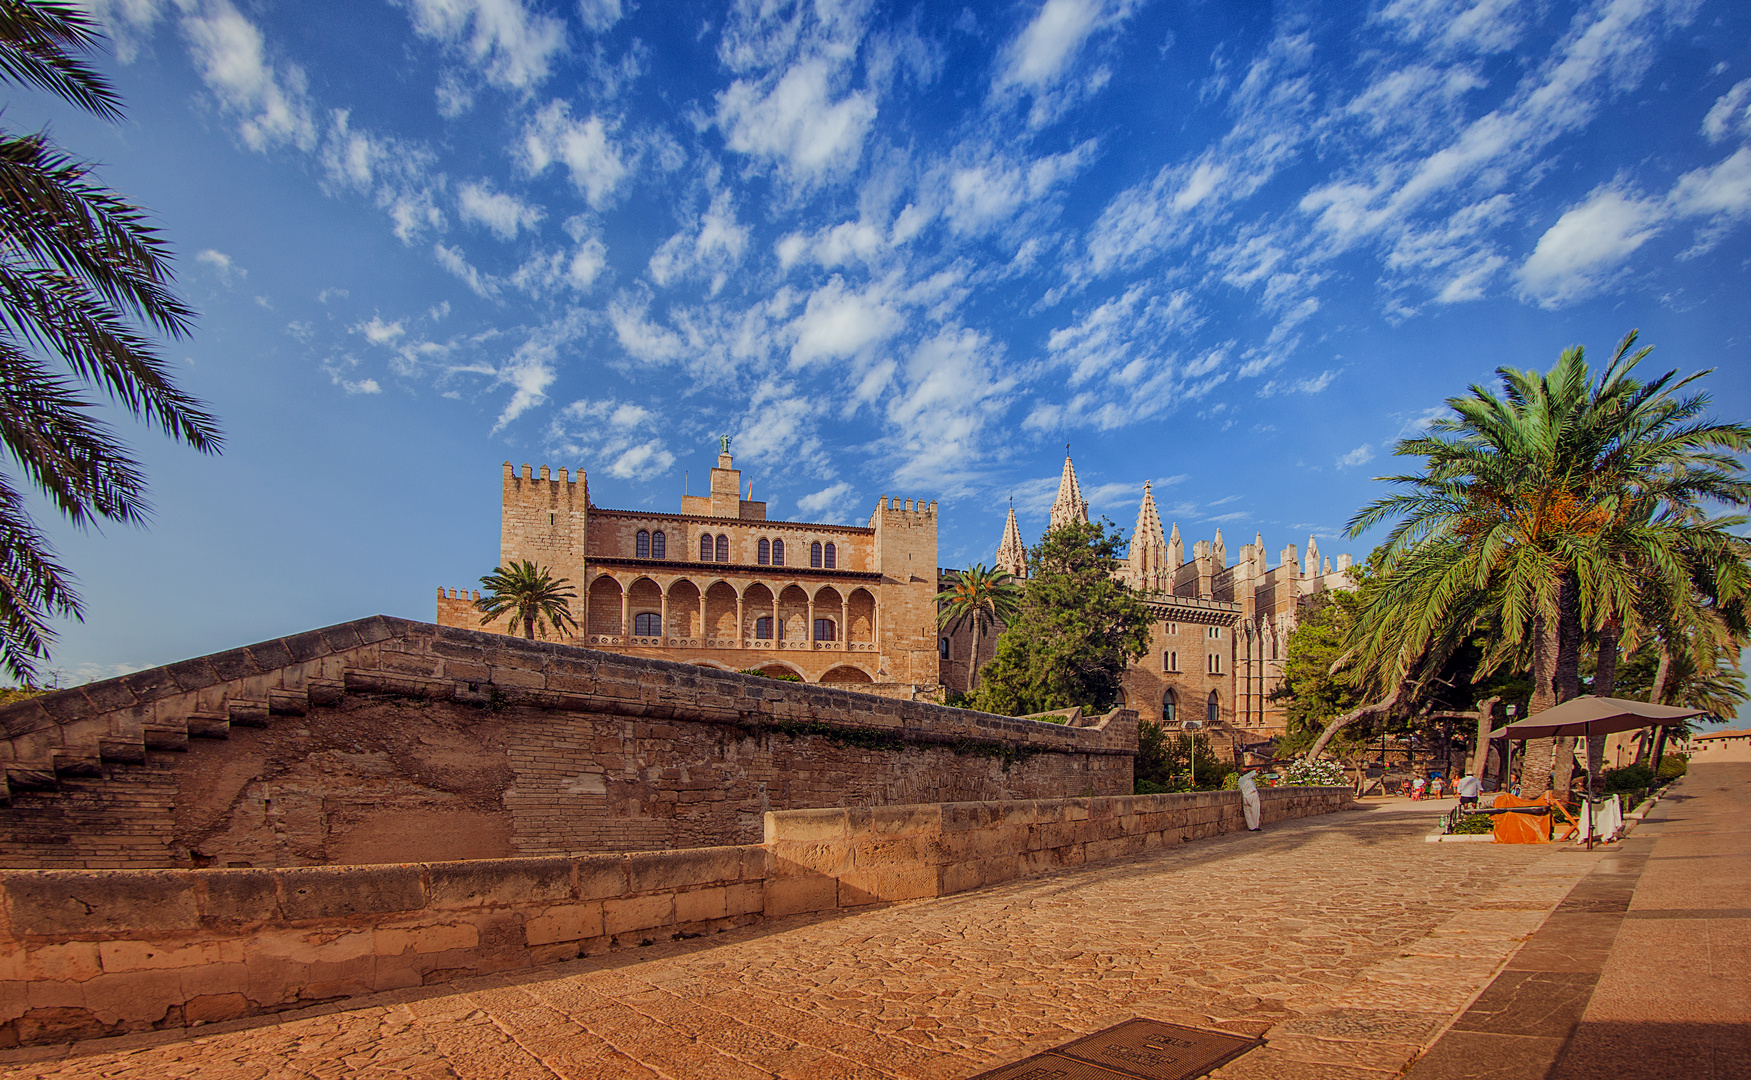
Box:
[1282,758,1347,786]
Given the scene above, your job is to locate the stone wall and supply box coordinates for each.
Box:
[0,618,1134,870]
[764,787,1353,915]
[0,788,1349,1048]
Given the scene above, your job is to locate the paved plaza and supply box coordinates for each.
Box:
[3,766,1744,1080]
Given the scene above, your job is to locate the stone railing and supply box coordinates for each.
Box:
[764,787,1352,914]
[0,788,1348,1047]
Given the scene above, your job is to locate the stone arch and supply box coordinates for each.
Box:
[742,582,775,641]
[1206,689,1220,726]
[820,664,874,684]
[811,585,844,643]
[627,578,663,641]
[587,575,622,638]
[847,588,875,644]
[705,581,739,641]
[666,579,700,638]
[1162,687,1178,725]
[778,584,809,643]
[689,659,735,672]
[751,661,807,681]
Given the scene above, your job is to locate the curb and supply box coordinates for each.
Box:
[1424,834,1495,843]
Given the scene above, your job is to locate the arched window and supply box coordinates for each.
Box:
[757,538,771,565]
[1114,688,1127,708]
[651,530,665,558]
[636,530,650,558]
[700,534,714,561]
[715,534,729,562]
[1163,651,1177,672]
[1206,690,1219,727]
[813,618,836,642]
[810,541,822,568]
[633,612,661,637]
[771,539,784,565]
[1162,689,1177,725]
[755,616,773,640]
[939,637,950,659]
[824,542,836,569]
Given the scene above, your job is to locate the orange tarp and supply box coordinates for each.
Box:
[1490,792,1559,844]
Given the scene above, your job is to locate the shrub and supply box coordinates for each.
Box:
[1451,812,1495,835]
[1656,752,1688,780]
[1603,763,1655,793]
[1282,758,1347,786]
[739,668,802,682]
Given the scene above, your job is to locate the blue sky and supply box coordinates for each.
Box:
[13,0,1751,719]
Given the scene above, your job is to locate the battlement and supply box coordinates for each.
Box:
[503,462,588,491]
[439,588,481,601]
[870,496,938,522]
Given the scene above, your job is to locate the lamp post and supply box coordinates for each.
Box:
[1184,720,1202,789]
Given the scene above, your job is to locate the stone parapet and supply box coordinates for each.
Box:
[764,786,1353,914]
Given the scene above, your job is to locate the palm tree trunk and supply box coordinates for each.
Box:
[1549,573,1584,796]
[1470,696,1499,779]
[1633,647,1672,766]
[969,618,982,691]
[1587,620,1620,790]
[1523,608,1561,793]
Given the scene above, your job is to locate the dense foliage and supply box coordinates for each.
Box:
[1281,758,1347,787]
[934,563,1022,691]
[1134,719,1233,792]
[474,560,579,640]
[967,519,1151,716]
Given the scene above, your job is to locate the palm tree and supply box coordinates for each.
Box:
[0,1,219,684]
[934,563,1022,691]
[475,561,579,640]
[1323,333,1750,790]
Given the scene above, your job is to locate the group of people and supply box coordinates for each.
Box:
[1407,771,1485,807]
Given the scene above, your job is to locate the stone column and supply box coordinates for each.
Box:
[661,588,671,644]
[807,597,816,646]
[773,591,782,646]
[735,594,745,647]
[699,588,708,644]
[619,585,630,642]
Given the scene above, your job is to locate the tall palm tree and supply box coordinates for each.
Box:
[475,561,579,640]
[0,1,219,684]
[935,563,1022,691]
[1331,333,1750,790]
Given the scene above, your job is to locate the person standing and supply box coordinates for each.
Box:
[1457,772,1482,809]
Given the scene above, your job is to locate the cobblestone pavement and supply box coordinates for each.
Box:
[1,800,1600,1080]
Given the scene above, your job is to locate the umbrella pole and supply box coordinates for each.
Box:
[1585,743,1594,851]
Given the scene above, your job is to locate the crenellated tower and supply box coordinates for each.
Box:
[500,463,589,585]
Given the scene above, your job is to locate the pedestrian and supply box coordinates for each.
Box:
[1457,772,1482,809]
[1429,774,1445,799]
[1238,770,1262,831]
[1410,774,1426,801]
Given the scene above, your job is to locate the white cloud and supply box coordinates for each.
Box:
[795,481,856,522]
[547,397,672,480]
[196,248,244,284]
[1515,186,1663,306]
[181,0,315,152]
[649,190,750,294]
[1256,368,1337,397]
[883,326,1015,491]
[1702,78,1751,143]
[457,179,545,240]
[577,0,623,33]
[992,0,1137,126]
[356,316,405,345]
[402,0,566,91]
[718,59,877,180]
[520,101,627,208]
[510,238,609,296]
[789,277,900,366]
[608,290,686,364]
[1668,146,1751,220]
[491,336,558,432]
[1337,443,1375,468]
[433,243,501,298]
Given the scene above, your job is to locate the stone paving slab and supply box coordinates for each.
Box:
[0,802,1598,1080]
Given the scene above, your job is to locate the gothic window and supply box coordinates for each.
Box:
[715,534,730,562]
[1206,690,1219,726]
[1207,653,1223,675]
[810,541,822,568]
[824,542,836,569]
[1162,689,1177,724]
[939,637,950,659]
[700,534,713,561]
[636,530,650,558]
[1164,651,1178,672]
[1208,626,1222,639]
[651,530,665,558]
[813,618,836,642]
[755,616,773,640]
[758,538,771,565]
[1164,622,1179,636]
[1115,688,1127,708]
[771,539,784,565]
[633,613,661,637]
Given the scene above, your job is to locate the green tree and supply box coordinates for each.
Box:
[0,1,219,685]
[1135,720,1231,792]
[967,519,1151,716]
[934,563,1022,691]
[1272,590,1370,757]
[1328,334,1750,791]
[475,560,579,640]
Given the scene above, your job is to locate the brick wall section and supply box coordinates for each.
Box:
[0,618,1135,869]
[763,787,1354,915]
[0,788,1349,1048]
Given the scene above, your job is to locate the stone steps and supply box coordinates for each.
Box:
[0,678,343,806]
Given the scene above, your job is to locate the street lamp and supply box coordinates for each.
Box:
[1183,720,1202,788]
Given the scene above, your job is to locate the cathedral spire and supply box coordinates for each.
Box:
[995,500,1029,579]
[1127,481,1169,594]
[1048,448,1090,532]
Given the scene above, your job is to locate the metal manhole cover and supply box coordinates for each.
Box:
[969,1019,1262,1080]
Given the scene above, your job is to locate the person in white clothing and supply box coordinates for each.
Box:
[1457,773,1482,808]
[1238,771,1262,831]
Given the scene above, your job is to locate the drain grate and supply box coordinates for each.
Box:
[968,1019,1262,1080]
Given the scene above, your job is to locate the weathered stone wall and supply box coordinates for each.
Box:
[0,618,1134,870]
[0,788,1350,1048]
[764,787,1354,915]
